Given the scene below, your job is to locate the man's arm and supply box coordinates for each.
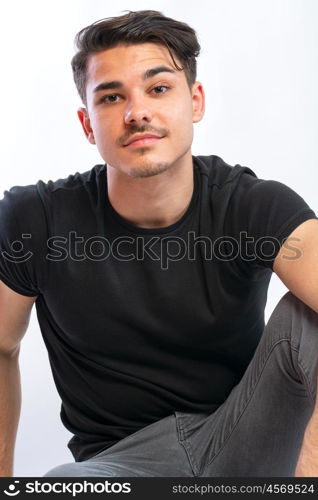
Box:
[0,280,36,477]
[273,218,318,313]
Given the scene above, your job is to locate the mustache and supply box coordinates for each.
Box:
[117,125,169,147]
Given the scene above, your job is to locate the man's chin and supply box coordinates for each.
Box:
[126,162,172,179]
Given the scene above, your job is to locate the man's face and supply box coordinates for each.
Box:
[78,43,204,178]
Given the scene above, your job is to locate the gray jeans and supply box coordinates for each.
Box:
[44,292,318,477]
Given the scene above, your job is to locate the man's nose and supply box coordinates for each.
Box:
[124,95,153,125]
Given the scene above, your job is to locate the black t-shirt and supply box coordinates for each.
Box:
[0,155,316,461]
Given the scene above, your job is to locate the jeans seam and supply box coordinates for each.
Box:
[295,349,316,405]
[175,413,200,476]
[198,337,294,475]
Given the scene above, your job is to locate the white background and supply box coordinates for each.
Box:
[0,0,317,476]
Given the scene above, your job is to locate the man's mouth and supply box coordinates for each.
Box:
[123,134,164,147]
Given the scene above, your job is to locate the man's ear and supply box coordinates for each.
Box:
[191,82,205,123]
[77,108,96,144]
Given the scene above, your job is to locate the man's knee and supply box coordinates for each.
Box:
[270,291,317,327]
[275,291,300,312]
[263,291,318,364]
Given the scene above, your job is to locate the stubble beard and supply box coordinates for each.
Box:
[126,152,172,179]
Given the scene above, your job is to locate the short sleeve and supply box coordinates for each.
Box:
[0,184,47,296]
[233,176,317,270]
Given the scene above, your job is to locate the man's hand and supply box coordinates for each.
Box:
[295,445,318,477]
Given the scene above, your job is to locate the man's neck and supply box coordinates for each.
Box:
[106,155,194,229]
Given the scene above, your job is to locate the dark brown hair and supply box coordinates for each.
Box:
[71,10,201,104]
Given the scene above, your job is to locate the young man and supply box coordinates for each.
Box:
[0,10,318,477]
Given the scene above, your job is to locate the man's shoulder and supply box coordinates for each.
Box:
[39,164,106,195]
[0,182,41,221]
[0,164,106,231]
[1,164,105,204]
[194,154,258,189]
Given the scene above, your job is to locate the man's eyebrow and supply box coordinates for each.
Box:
[143,65,176,80]
[93,81,123,93]
[93,66,176,94]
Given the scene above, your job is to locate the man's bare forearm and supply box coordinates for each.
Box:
[0,349,21,477]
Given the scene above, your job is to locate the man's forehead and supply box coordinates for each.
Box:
[86,43,180,81]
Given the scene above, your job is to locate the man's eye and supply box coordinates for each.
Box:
[152,85,169,94]
[101,94,120,103]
